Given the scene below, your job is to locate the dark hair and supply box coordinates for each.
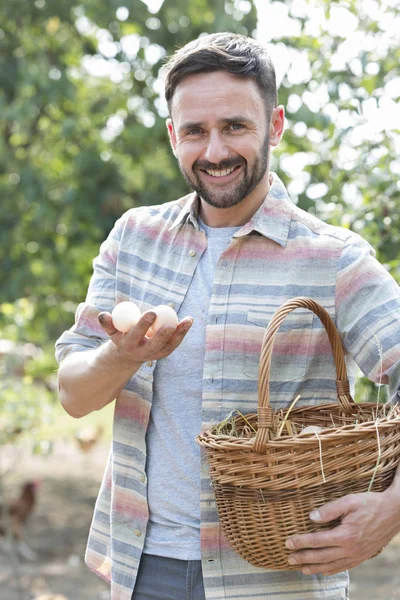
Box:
[164,33,278,118]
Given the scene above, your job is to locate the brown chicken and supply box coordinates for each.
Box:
[0,480,41,560]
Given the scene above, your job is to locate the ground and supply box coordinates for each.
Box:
[1,440,399,600]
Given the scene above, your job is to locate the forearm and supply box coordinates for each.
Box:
[57,340,142,418]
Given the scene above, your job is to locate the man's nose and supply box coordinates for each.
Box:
[203,130,230,165]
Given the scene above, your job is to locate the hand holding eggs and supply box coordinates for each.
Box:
[112,302,179,335]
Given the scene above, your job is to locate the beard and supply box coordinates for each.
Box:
[177,133,270,210]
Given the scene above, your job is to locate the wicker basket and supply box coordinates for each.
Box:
[197,297,400,570]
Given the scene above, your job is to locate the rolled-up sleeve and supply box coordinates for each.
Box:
[335,233,400,398]
[55,216,125,365]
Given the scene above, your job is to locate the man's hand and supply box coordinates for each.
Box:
[98,310,193,366]
[285,483,400,575]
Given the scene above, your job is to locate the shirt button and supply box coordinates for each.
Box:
[146,360,153,367]
[189,249,196,257]
[167,302,175,309]
[140,474,146,483]
[134,529,141,537]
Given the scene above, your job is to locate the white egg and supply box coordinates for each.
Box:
[112,301,141,333]
[152,305,178,332]
[301,425,323,435]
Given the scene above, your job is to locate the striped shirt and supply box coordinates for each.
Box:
[55,173,400,600]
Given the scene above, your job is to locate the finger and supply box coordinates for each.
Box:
[299,558,357,576]
[144,318,192,357]
[98,312,118,335]
[307,495,358,525]
[140,324,177,354]
[179,316,194,325]
[145,316,193,337]
[126,311,157,342]
[148,317,193,342]
[288,546,345,567]
[161,317,193,347]
[286,527,344,551]
[177,317,194,333]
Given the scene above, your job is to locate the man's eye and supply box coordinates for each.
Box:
[229,123,244,131]
[187,128,202,135]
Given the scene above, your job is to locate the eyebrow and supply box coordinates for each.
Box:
[178,115,255,134]
[178,121,204,134]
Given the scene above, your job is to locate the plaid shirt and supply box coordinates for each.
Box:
[55,174,400,600]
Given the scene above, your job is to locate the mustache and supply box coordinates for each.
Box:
[193,158,244,171]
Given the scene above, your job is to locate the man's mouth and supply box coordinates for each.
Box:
[200,165,241,178]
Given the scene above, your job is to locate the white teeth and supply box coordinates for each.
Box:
[205,167,236,177]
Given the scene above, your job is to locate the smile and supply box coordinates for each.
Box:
[205,167,235,177]
[201,165,241,179]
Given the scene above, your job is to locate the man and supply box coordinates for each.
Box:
[56,33,400,600]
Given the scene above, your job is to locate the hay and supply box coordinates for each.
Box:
[211,400,400,442]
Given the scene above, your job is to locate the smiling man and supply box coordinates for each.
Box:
[56,33,400,600]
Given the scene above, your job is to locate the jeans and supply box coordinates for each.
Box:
[131,553,206,600]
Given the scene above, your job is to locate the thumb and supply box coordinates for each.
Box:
[98,311,118,336]
[309,495,355,524]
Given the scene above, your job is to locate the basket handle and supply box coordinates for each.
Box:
[254,297,355,453]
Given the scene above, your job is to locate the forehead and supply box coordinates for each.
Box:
[170,71,265,126]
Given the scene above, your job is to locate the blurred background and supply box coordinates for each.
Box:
[0,0,399,598]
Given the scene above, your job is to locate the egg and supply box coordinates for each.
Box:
[112,301,141,333]
[301,425,323,435]
[151,305,179,332]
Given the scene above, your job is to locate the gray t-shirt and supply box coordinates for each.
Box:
[143,218,241,560]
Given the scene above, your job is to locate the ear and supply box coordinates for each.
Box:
[166,118,178,157]
[269,105,285,147]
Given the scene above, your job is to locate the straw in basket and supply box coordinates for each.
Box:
[196,297,400,570]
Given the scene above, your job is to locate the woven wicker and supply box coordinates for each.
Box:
[197,297,400,570]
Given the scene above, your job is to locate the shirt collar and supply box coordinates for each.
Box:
[169,193,201,232]
[169,172,293,247]
[233,173,293,247]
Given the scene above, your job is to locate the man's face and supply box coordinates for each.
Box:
[167,72,272,211]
